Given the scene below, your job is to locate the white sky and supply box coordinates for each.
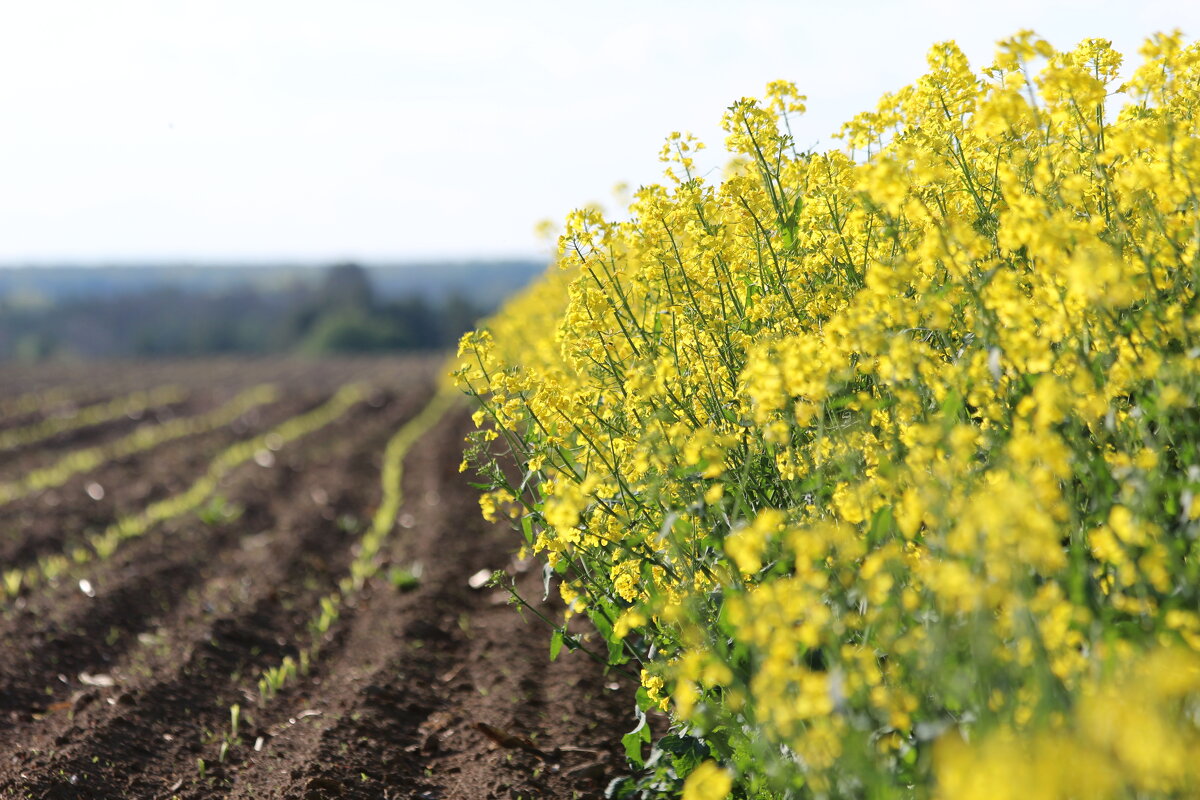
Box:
[1,1,1198,263]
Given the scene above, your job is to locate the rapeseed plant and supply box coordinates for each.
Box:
[457,31,1200,799]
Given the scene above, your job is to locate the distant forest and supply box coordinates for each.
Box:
[0,261,542,361]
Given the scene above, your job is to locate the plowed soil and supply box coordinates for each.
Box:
[0,359,637,799]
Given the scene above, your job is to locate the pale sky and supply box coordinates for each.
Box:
[1,1,1197,263]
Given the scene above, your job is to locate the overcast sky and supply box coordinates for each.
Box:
[1,1,1198,264]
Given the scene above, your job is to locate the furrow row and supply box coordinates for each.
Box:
[0,384,189,453]
[1,386,363,602]
[0,389,429,797]
[0,385,278,508]
[0,394,314,576]
[212,407,632,799]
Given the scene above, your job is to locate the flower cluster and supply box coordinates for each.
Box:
[456,32,1200,798]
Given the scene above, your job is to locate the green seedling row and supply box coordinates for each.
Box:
[0,384,277,507]
[0,384,189,452]
[1,384,366,602]
[251,389,455,706]
[0,387,76,420]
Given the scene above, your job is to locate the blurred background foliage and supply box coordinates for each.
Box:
[0,261,540,361]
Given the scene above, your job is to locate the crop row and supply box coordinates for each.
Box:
[0,387,78,421]
[0,384,188,452]
[250,390,454,703]
[0,385,276,507]
[1,385,365,602]
[174,390,457,774]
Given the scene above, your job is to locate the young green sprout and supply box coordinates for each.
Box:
[2,569,20,598]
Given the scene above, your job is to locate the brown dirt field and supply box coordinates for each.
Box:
[0,360,636,799]
[0,395,316,570]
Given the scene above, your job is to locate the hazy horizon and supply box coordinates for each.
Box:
[0,258,545,269]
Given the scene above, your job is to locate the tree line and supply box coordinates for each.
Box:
[0,263,487,361]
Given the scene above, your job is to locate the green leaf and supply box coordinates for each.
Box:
[607,637,627,665]
[387,566,421,592]
[591,605,614,640]
[939,388,964,421]
[657,733,709,775]
[622,707,650,767]
[549,629,564,661]
[867,505,894,546]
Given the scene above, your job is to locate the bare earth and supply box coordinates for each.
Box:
[0,359,637,799]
